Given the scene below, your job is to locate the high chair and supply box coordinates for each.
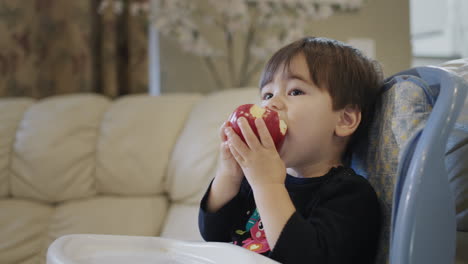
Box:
[351,65,468,264]
[47,65,468,264]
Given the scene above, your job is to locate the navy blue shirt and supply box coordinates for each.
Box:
[199,166,381,264]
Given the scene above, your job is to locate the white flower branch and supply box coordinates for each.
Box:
[99,0,367,89]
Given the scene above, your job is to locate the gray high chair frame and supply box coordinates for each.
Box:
[380,66,467,264]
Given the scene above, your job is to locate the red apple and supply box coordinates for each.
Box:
[227,104,287,150]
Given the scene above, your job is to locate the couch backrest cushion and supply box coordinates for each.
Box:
[96,94,201,196]
[1,93,201,203]
[10,94,110,202]
[0,98,35,197]
[166,87,260,203]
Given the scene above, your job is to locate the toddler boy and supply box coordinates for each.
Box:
[199,37,383,264]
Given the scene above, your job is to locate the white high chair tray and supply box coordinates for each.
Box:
[47,234,279,264]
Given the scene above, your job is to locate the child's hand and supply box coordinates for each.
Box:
[206,121,244,213]
[217,121,243,185]
[226,117,286,190]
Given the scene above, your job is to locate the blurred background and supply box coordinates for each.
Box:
[0,0,466,98]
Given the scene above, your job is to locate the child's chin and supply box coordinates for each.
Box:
[279,148,290,164]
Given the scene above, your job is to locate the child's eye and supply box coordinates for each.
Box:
[289,89,304,96]
[262,93,273,100]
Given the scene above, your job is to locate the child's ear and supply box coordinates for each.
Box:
[335,105,361,137]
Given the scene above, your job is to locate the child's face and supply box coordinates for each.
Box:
[260,53,342,172]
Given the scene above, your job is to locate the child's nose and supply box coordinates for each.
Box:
[265,96,286,112]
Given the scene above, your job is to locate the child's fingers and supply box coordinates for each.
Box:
[219,141,229,158]
[219,121,231,142]
[228,141,244,164]
[226,126,250,158]
[255,118,275,149]
[237,117,261,150]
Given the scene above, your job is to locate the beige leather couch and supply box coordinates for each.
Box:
[0,60,467,264]
[0,88,262,264]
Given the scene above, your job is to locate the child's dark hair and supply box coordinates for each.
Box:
[259,36,383,150]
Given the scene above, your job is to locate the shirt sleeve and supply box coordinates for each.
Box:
[198,179,248,242]
[269,177,381,264]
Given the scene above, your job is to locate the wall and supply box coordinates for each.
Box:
[411,0,468,58]
[158,0,411,94]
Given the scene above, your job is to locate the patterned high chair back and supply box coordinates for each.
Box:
[350,66,468,264]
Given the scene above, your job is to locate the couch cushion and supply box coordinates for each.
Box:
[160,203,203,241]
[96,94,201,196]
[2,196,169,264]
[0,199,53,264]
[10,94,110,202]
[41,195,168,264]
[166,87,260,204]
[47,196,168,244]
[0,98,35,197]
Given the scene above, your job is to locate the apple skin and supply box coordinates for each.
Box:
[227,104,287,151]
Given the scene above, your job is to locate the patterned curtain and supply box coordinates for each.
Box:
[0,0,148,99]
